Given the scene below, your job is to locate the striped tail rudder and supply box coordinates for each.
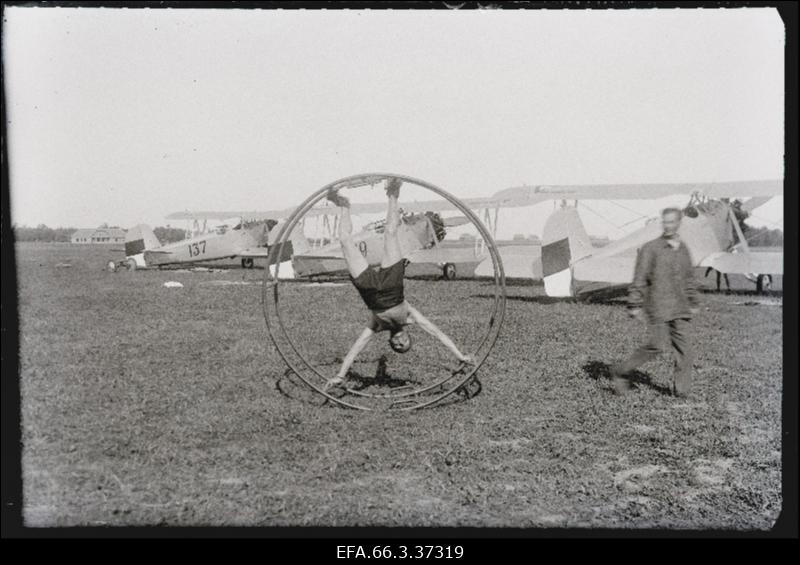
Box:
[540,207,593,297]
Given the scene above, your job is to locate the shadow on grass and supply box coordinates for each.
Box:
[275,370,330,407]
[577,286,629,304]
[500,277,542,288]
[582,360,673,396]
[449,374,483,403]
[471,293,575,305]
[698,288,783,297]
[472,286,631,306]
[406,275,450,282]
[275,356,483,409]
[345,356,423,391]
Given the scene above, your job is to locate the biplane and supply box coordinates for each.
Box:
[165,195,483,280]
[528,180,783,297]
[110,218,301,271]
[163,178,781,294]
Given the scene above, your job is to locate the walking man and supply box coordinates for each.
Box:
[611,207,700,397]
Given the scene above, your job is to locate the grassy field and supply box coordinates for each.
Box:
[15,243,782,528]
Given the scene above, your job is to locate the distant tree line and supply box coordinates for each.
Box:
[13,224,190,244]
[152,226,187,244]
[743,226,783,247]
[730,199,783,247]
[12,224,77,242]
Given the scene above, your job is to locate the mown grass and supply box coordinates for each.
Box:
[17,243,782,528]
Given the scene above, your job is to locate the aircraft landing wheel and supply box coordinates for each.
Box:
[242,258,255,269]
[442,262,457,280]
[756,274,772,294]
[106,260,118,273]
[126,259,137,271]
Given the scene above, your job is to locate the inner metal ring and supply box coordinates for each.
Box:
[262,173,506,410]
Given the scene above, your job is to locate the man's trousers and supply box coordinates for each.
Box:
[614,318,694,396]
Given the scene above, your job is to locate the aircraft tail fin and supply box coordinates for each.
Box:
[125,224,161,264]
[268,221,310,264]
[541,207,593,297]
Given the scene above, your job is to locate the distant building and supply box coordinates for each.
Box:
[71,227,126,244]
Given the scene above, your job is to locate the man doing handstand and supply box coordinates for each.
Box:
[325,178,472,389]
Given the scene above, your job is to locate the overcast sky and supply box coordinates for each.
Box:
[4,6,784,238]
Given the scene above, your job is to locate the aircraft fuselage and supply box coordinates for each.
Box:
[143,222,270,267]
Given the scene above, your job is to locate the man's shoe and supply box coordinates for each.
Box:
[672,370,692,398]
[324,376,346,391]
[672,382,690,398]
[610,365,632,395]
[454,356,476,374]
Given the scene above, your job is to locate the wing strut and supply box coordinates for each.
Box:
[729,205,751,253]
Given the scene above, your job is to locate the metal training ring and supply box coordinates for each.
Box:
[262,173,506,411]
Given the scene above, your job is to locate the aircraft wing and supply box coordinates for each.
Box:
[407,246,486,264]
[237,247,274,258]
[491,179,782,203]
[740,196,775,213]
[164,193,568,222]
[165,210,292,221]
[699,250,783,275]
[166,179,782,221]
[571,244,783,285]
[165,200,485,221]
[572,254,637,285]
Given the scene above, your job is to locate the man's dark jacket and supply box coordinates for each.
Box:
[629,236,699,323]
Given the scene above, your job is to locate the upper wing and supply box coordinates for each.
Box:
[740,196,774,213]
[166,179,782,220]
[491,179,782,203]
[165,210,294,221]
[165,200,480,221]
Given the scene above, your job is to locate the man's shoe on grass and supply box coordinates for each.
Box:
[610,365,632,395]
[672,382,691,399]
[324,376,346,391]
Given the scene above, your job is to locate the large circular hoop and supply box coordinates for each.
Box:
[262,173,506,410]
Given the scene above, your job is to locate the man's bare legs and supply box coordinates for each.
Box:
[325,327,375,390]
[325,190,371,389]
[407,305,473,365]
[382,178,404,268]
[328,192,369,279]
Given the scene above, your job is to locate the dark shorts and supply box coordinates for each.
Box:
[351,259,406,312]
